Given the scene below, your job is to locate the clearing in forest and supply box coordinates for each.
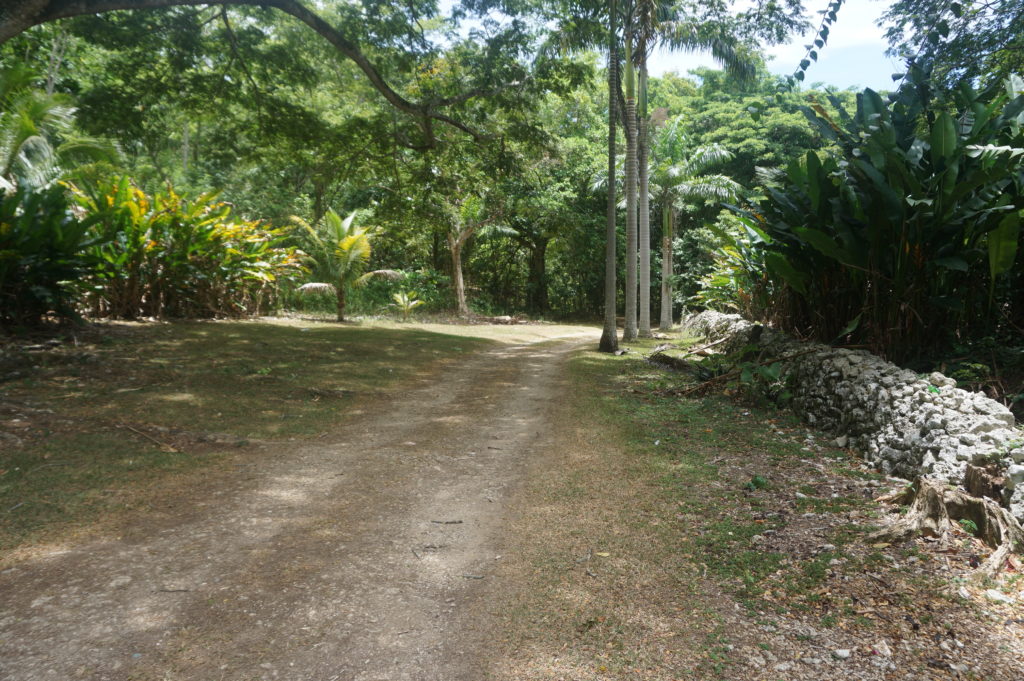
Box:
[1,322,1023,680]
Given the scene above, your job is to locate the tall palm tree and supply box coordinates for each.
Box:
[291,209,398,322]
[649,117,739,329]
[627,4,755,335]
[634,0,657,337]
[599,0,620,352]
[622,28,639,341]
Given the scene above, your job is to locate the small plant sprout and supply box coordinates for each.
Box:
[958,518,979,536]
[744,475,770,491]
[392,290,425,321]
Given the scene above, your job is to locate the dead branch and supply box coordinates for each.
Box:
[119,424,178,452]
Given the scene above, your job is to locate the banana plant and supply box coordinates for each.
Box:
[729,63,1024,359]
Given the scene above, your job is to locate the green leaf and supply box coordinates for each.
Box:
[934,256,969,271]
[989,211,1020,278]
[930,112,958,164]
[793,226,860,266]
[805,152,822,210]
[764,252,808,294]
[832,312,862,341]
[761,363,782,381]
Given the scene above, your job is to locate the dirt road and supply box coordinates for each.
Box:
[0,335,591,681]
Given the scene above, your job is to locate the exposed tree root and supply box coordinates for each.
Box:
[873,478,1024,576]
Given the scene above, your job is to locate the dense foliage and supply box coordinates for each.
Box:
[713,65,1024,361]
[0,182,97,326]
[0,0,1021,393]
[74,175,299,319]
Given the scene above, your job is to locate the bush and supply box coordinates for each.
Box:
[73,175,301,319]
[0,183,97,328]
[716,65,1024,361]
[282,268,455,317]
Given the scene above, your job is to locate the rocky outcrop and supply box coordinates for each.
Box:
[683,311,1024,520]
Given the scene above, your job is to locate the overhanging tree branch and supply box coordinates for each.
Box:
[0,0,487,145]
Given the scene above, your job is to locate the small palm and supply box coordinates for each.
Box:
[292,209,398,321]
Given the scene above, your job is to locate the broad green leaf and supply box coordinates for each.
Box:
[934,256,969,271]
[792,226,859,266]
[805,152,823,210]
[989,211,1020,278]
[764,252,808,295]
[930,112,958,164]
[832,312,862,341]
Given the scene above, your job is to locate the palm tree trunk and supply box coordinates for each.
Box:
[637,58,651,337]
[599,0,620,353]
[659,203,674,330]
[622,33,638,342]
[336,285,346,322]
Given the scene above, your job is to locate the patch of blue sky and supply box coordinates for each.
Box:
[649,0,905,92]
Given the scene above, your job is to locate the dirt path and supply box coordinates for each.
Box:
[0,334,592,681]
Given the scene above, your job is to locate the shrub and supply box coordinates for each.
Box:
[73,175,301,319]
[0,183,97,327]
[715,65,1024,361]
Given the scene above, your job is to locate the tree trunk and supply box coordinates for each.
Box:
[44,26,66,95]
[335,285,346,322]
[312,180,327,224]
[659,203,674,330]
[599,0,619,353]
[637,58,651,337]
[526,237,549,314]
[182,121,190,175]
[873,478,1024,577]
[449,235,469,316]
[622,33,638,342]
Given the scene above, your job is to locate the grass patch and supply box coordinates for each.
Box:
[562,340,875,623]
[0,318,593,554]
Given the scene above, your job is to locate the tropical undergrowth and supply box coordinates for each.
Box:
[699,64,1024,365]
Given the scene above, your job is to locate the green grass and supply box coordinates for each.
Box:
[565,336,877,629]
[2,318,594,555]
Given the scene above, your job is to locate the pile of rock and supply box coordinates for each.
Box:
[682,311,1024,521]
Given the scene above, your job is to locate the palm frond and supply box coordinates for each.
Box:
[297,282,337,295]
[677,144,735,177]
[354,269,404,287]
[674,175,742,204]
[754,165,786,186]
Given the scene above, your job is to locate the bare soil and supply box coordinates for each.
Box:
[0,334,591,681]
